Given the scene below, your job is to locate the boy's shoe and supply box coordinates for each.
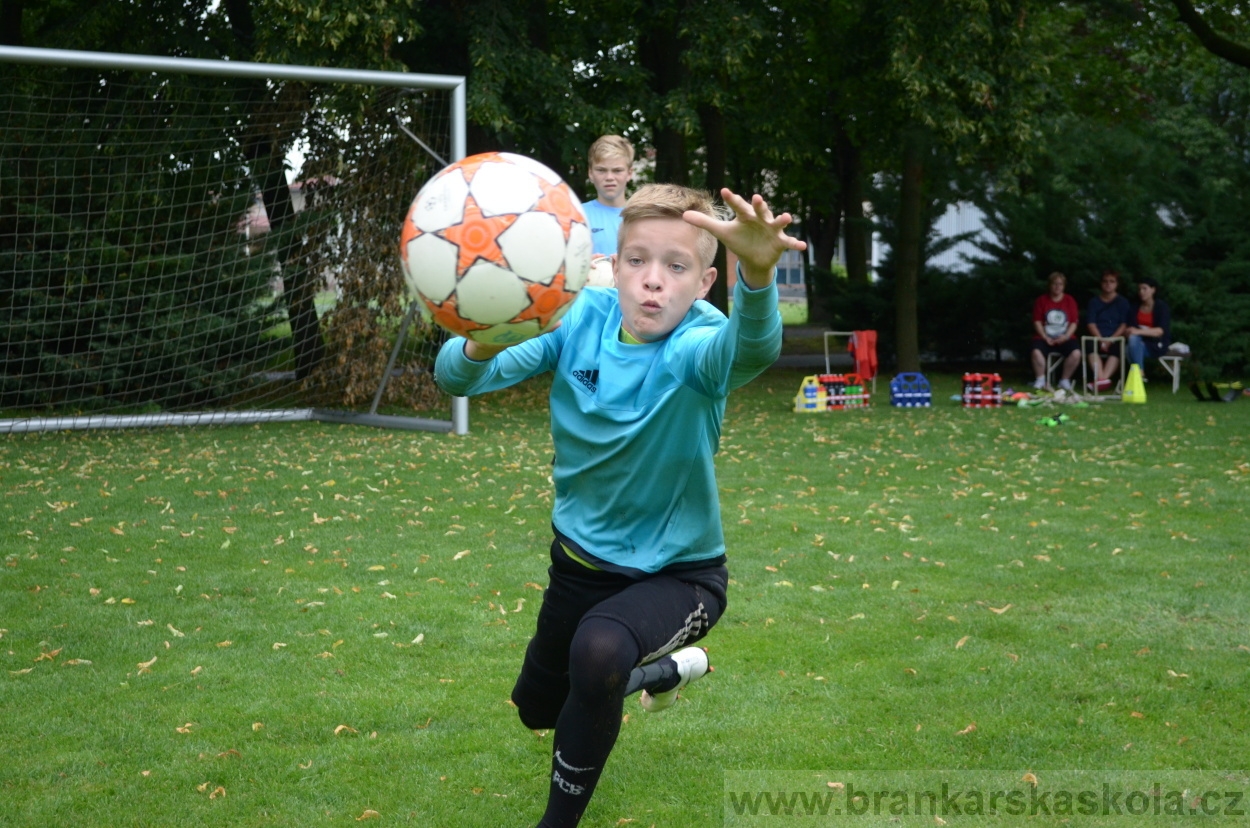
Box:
[1094,378,1112,390]
[640,647,710,713]
[1058,378,1073,391]
[1031,377,1046,390]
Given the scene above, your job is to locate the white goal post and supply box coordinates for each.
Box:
[0,45,469,435]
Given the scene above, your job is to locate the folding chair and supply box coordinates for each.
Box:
[1045,352,1063,387]
[1081,335,1126,399]
[1159,355,1183,394]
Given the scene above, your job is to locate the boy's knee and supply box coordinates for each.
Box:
[511,646,569,730]
[568,618,638,697]
[513,694,561,730]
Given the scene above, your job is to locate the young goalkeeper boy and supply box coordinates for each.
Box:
[434,183,805,828]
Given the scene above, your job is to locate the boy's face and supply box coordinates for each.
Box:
[613,218,716,342]
[588,155,632,207]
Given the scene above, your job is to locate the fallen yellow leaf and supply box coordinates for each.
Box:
[956,722,977,735]
[356,810,380,821]
[955,636,970,649]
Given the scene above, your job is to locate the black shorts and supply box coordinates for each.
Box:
[511,537,728,727]
[1031,338,1078,358]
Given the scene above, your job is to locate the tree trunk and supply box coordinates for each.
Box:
[895,129,926,373]
[838,125,869,285]
[639,0,688,185]
[524,0,564,174]
[224,0,324,378]
[699,102,728,312]
[803,206,838,327]
[256,156,325,379]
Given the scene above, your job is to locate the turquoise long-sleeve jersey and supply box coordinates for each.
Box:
[434,278,781,576]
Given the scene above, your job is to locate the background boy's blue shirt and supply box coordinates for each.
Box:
[435,278,781,576]
[580,199,624,256]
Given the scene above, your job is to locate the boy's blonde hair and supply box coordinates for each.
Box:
[620,183,725,268]
[588,134,635,167]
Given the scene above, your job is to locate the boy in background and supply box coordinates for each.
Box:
[435,183,805,827]
[581,135,634,257]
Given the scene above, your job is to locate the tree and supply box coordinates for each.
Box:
[1168,0,1250,67]
[963,1,1250,378]
[874,0,1054,371]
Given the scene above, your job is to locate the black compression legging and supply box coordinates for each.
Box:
[537,616,637,828]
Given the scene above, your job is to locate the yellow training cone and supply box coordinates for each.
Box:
[1123,364,1147,404]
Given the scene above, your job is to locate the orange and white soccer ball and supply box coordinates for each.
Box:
[400,152,592,345]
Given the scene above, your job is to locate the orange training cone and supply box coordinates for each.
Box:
[1123,364,1147,404]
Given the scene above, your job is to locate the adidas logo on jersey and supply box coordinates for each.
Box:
[572,369,599,393]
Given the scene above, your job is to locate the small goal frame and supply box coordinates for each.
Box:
[0,45,470,435]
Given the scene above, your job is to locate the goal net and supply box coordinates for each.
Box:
[0,47,465,434]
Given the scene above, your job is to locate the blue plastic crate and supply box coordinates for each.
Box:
[890,372,932,407]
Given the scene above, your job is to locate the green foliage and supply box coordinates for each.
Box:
[882,0,1054,170]
[966,44,1250,378]
[8,0,1250,383]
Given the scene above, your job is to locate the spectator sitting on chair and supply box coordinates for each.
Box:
[1029,271,1080,391]
[1126,276,1171,378]
[1085,269,1132,391]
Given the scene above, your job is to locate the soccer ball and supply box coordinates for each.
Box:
[586,255,615,288]
[400,152,592,345]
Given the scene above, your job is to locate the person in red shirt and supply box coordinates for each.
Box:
[1030,271,1080,390]
[1126,276,1171,374]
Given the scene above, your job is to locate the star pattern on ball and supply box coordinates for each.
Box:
[534,176,583,240]
[437,195,519,276]
[513,274,572,328]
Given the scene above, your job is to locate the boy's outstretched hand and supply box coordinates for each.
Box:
[682,189,807,290]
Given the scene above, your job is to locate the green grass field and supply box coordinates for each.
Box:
[2,372,1248,826]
